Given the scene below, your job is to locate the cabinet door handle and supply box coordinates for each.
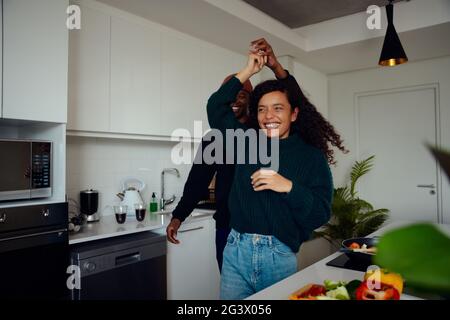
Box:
[179,226,204,233]
[417,184,435,188]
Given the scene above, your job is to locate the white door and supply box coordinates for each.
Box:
[166,218,219,299]
[356,86,440,223]
[160,32,203,137]
[68,2,110,132]
[110,16,161,135]
[3,0,68,123]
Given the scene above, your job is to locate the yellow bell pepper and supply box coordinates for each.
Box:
[364,268,403,294]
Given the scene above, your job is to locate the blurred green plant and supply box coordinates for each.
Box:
[375,223,450,294]
[314,155,389,248]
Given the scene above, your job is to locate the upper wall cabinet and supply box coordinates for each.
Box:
[2,0,69,123]
[66,1,245,139]
[110,16,161,136]
[68,3,110,132]
[160,33,203,138]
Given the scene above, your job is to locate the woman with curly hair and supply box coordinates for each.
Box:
[207,39,347,300]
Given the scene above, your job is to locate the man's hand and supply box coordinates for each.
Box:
[166,218,181,244]
[251,169,293,193]
[236,52,267,84]
[250,38,287,79]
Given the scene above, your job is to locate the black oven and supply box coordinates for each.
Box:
[0,139,52,202]
[0,202,70,299]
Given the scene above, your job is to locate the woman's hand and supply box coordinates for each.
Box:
[236,52,267,84]
[251,169,293,193]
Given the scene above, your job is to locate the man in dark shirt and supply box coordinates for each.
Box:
[166,75,252,272]
[166,38,303,272]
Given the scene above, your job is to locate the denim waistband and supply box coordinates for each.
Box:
[230,228,277,246]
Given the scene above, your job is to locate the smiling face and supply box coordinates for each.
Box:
[231,89,250,121]
[257,91,299,139]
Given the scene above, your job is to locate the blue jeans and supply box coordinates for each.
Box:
[220,229,297,300]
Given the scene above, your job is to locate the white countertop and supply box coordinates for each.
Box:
[247,220,446,300]
[69,208,215,245]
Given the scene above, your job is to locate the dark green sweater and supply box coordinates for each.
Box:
[207,75,333,253]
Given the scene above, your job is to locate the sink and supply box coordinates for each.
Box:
[194,202,216,210]
[152,202,178,215]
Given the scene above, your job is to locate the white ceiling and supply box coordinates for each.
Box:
[96,0,450,75]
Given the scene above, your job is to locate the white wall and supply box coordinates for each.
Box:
[67,136,192,216]
[294,61,328,117]
[328,56,450,223]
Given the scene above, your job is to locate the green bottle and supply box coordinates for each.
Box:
[150,192,158,213]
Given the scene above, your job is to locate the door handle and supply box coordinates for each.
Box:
[179,226,204,233]
[115,252,141,266]
[417,184,435,188]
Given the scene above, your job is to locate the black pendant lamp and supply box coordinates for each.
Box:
[379,0,408,67]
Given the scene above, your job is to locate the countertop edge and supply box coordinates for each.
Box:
[68,223,166,245]
[69,209,215,245]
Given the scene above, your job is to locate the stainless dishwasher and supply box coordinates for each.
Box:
[70,231,166,300]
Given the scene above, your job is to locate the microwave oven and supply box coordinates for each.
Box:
[0,139,52,202]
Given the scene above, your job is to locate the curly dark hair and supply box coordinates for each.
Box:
[249,79,348,165]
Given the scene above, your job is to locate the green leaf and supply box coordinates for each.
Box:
[350,155,375,197]
[352,198,374,212]
[374,223,450,293]
[354,209,389,237]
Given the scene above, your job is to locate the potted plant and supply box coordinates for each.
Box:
[314,155,389,249]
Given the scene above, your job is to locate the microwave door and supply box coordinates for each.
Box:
[31,142,52,199]
[0,141,31,201]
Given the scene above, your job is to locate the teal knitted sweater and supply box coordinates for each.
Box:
[207,76,333,253]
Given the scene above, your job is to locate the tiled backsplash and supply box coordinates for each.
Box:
[67,136,195,216]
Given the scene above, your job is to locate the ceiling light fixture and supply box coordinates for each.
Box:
[379,0,408,67]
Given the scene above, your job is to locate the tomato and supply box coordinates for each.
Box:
[349,242,361,249]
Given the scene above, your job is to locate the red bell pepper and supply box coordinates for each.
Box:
[355,280,400,300]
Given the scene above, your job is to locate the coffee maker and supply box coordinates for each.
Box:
[80,189,100,222]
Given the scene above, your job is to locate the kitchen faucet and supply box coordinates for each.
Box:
[160,168,180,211]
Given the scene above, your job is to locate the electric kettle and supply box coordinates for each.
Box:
[116,177,145,216]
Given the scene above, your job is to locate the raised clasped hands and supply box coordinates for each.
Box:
[249,38,280,70]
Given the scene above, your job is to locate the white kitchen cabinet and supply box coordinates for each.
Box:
[167,215,220,300]
[68,3,110,132]
[110,16,161,135]
[66,1,246,140]
[160,33,204,138]
[2,0,68,123]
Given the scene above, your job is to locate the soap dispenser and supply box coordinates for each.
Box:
[150,192,158,213]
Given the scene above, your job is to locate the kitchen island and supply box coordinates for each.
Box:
[247,221,448,300]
